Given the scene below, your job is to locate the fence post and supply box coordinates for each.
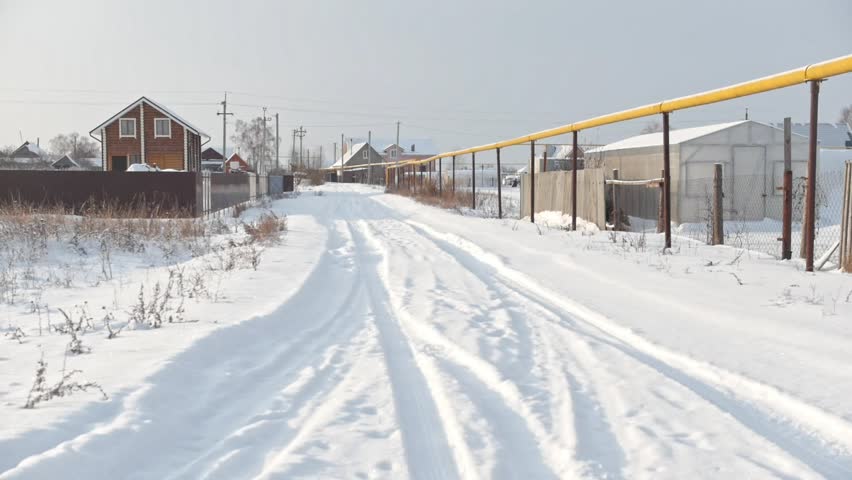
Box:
[662,112,672,248]
[496,147,502,219]
[782,117,793,259]
[452,155,456,197]
[840,161,852,272]
[542,147,547,173]
[712,163,724,245]
[611,169,620,230]
[438,157,442,197]
[428,159,432,188]
[805,81,820,272]
[572,130,578,231]
[657,169,665,234]
[530,141,536,223]
[472,152,476,210]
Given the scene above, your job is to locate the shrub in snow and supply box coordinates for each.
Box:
[24,353,107,409]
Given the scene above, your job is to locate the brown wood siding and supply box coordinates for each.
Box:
[104,105,142,171]
[143,103,186,170]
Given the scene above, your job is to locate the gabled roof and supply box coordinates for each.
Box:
[11,141,45,158]
[587,121,752,153]
[89,96,210,140]
[383,144,404,153]
[52,155,80,168]
[331,142,369,168]
[227,153,247,163]
[202,147,224,160]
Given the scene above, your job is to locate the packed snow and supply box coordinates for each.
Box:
[1,184,851,479]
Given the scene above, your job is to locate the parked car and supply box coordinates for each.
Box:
[126,163,159,172]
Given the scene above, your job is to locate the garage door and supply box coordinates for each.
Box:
[148,153,183,171]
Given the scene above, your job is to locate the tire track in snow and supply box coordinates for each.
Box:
[403,218,852,479]
[357,218,576,478]
[347,220,465,480]
[0,216,373,480]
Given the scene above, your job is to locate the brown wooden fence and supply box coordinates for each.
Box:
[840,161,852,272]
[0,171,297,217]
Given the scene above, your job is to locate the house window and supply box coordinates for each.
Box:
[119,118,136,138]
[391,149,398,159]
[362,150,368,159]
[154,118,171,138]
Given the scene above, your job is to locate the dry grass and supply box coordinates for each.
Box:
[243,212,288,244]
[302,169,326,186]
[388,180,511,217]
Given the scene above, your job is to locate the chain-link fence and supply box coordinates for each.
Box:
[611,170,847,266]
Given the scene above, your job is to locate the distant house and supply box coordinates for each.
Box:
[89,96,210,172]
[772,122,852,148]
[9,141,46,163]
[380,143,436,171]
[225,153,251,173]
[202,147,225,172]
[533,144,586,173]
[51,155,81,170]
[330,142,386,183]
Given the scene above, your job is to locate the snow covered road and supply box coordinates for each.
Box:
[3,184,852,479]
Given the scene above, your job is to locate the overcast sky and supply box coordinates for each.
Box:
[1,0,850,166]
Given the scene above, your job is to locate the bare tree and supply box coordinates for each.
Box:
[231,117,274,171]
[640,120,677,135]
[49,133,99,161]
[840,104,852,130]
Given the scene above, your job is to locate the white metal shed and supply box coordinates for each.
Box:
[585,120,810,223]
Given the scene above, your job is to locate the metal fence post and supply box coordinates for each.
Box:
[805,81,820,272]
[782,117,793,259]
[438,157,442,197]
[530,141,536,223]
[611,169,620,230]
[662,112,672,248]
[657,169,665,233]
[496,147,502,219]
[452,155,456,197]
[572,130,578,231]
[712,163,724,245]
[472,152,476,210]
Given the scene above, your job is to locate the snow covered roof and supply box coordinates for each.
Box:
[11,141,45,158]
[587,121,749,154]
[90,96,210,140]
[51,155,80,169]
[331,142,368,168]
[772,122,852,148]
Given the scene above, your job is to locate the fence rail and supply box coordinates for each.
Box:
[0,170,295,217]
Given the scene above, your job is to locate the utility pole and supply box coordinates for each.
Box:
[340,133,345,182]
[295,126,307,170]
[217,92,233,170]
[275,113,279,171]
[291,129,297,171]
[261,107,272,172]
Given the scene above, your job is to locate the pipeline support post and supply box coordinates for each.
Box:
[805,81,820,272]
[572,130,578,231]
[496,147,503,219]
[438,157,442,197]
[472,152,476,210]
[662,112,672,249]
[452,156,456,196]
[530,141,536,223]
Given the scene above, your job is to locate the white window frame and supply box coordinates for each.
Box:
[390,149,397,159]
[119,118,136,138]
[154,118,171,138]
[362,149,368,159]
